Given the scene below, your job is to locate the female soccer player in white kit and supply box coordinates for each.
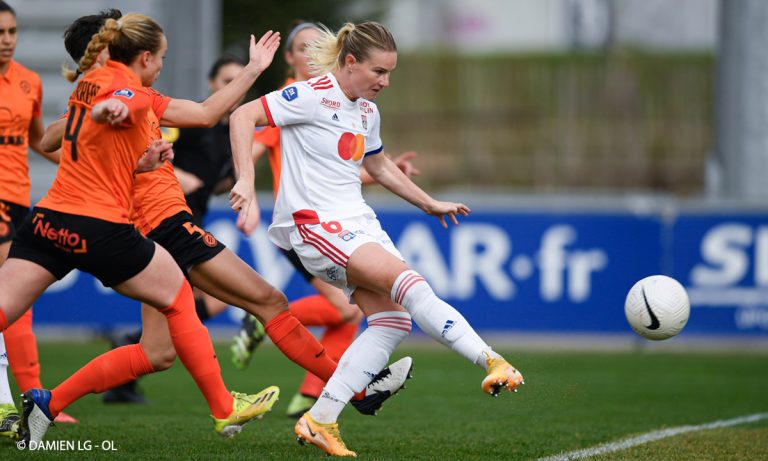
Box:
[229,21,524,457]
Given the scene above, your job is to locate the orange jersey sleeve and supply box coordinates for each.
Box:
[0,60,43,207]
[37,61,159,223]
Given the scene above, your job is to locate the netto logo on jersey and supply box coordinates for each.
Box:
[282,86,298,101]
[32,213,87,254]
[337,132,365,161]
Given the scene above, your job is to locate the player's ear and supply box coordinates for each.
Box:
[140,50,152,67]
[344,53,357,69]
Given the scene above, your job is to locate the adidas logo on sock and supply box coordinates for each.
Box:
[363,370,376,380]
[441,320,455,337]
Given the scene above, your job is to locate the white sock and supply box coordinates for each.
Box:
[0,334,14,405]
[310,311,411,424]
[392,270,501,370]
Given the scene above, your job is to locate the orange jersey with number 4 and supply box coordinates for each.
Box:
[0,60,42,207]
[37,60,169,224]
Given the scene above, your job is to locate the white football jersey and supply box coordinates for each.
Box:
[261,73,384,249]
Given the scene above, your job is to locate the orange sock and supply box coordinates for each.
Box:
[4,308,42,392]
[0,308,6,332]
[49,344,153,416]
[299,321,359,398]
[159,281,232,419]
[265,311,338,382]
[289,295,343,326]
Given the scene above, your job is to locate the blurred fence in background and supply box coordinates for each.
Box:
[378,53,713,195]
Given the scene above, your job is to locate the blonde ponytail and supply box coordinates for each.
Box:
[306,21,396,75]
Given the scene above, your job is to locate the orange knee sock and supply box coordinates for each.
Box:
[299,321,359,398]
[0,308,6,332]
[49,344,153,416]
[289,295,343,326]
[159,281,232,419]
[265,311,338,382]
[4,309,42,392]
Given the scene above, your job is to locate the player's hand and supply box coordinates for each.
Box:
[175,169,204,194]
[425,200,471,228]
[391,151,421,178]
[236,199,261,236]
[92,98,129,126]
[136,139,174,173]
[247,30,281,74]
[229,178,255,214]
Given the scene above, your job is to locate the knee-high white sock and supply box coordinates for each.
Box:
[310,311,411,424]
[392,270,500,369]
[0,333,14,405]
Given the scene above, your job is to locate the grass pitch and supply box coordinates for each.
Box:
[4,342,767,460]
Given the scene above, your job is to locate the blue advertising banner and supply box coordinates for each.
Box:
[32,208,667,335]
[671,212,768,335]
[27,206,768,336]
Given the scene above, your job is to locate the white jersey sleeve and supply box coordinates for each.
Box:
[261,82,319,127]
[364,104,383,156]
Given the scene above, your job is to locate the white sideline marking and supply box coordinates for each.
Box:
[538,412,768,461]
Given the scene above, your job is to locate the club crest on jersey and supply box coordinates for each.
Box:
[282,86,298,101]
[361,114,367,130]
[113,88,134,99]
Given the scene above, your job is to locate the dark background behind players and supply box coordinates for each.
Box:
[171,55,245,226]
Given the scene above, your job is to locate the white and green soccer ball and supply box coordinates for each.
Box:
[625,275,690,340]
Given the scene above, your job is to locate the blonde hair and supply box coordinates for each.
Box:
[63,13,163,82]
[306,21,396,75]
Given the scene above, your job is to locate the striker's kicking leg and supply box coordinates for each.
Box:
[391,269,524,395]
[295,280,414,456]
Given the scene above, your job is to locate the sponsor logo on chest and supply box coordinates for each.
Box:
[321,97,341,110]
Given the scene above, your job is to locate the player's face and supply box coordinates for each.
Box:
[209,62,244,93]
[141,34,167,86]
[348,49,397,101]
[0,12,18,66]
[209,62,245,110]
[285,27,321,81]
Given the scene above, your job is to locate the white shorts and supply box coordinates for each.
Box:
[288,214,404,299]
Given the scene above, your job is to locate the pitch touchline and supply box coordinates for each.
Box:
[538,412,768,461]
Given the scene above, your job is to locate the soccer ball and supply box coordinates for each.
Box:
[625,275,690,340]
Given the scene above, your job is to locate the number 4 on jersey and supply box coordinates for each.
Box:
[64,105,87,161]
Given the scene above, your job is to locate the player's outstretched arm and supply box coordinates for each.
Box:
[228,99,270,232]
[363,152,469,228]
[160,31,280,128]
[360,150,420,185]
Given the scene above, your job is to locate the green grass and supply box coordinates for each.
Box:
[3,342,767,460]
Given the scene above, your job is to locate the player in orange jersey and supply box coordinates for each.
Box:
[0,1,75,437]
[234,20,419,418]
[41,10,412,421]
[1,13,282,446]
